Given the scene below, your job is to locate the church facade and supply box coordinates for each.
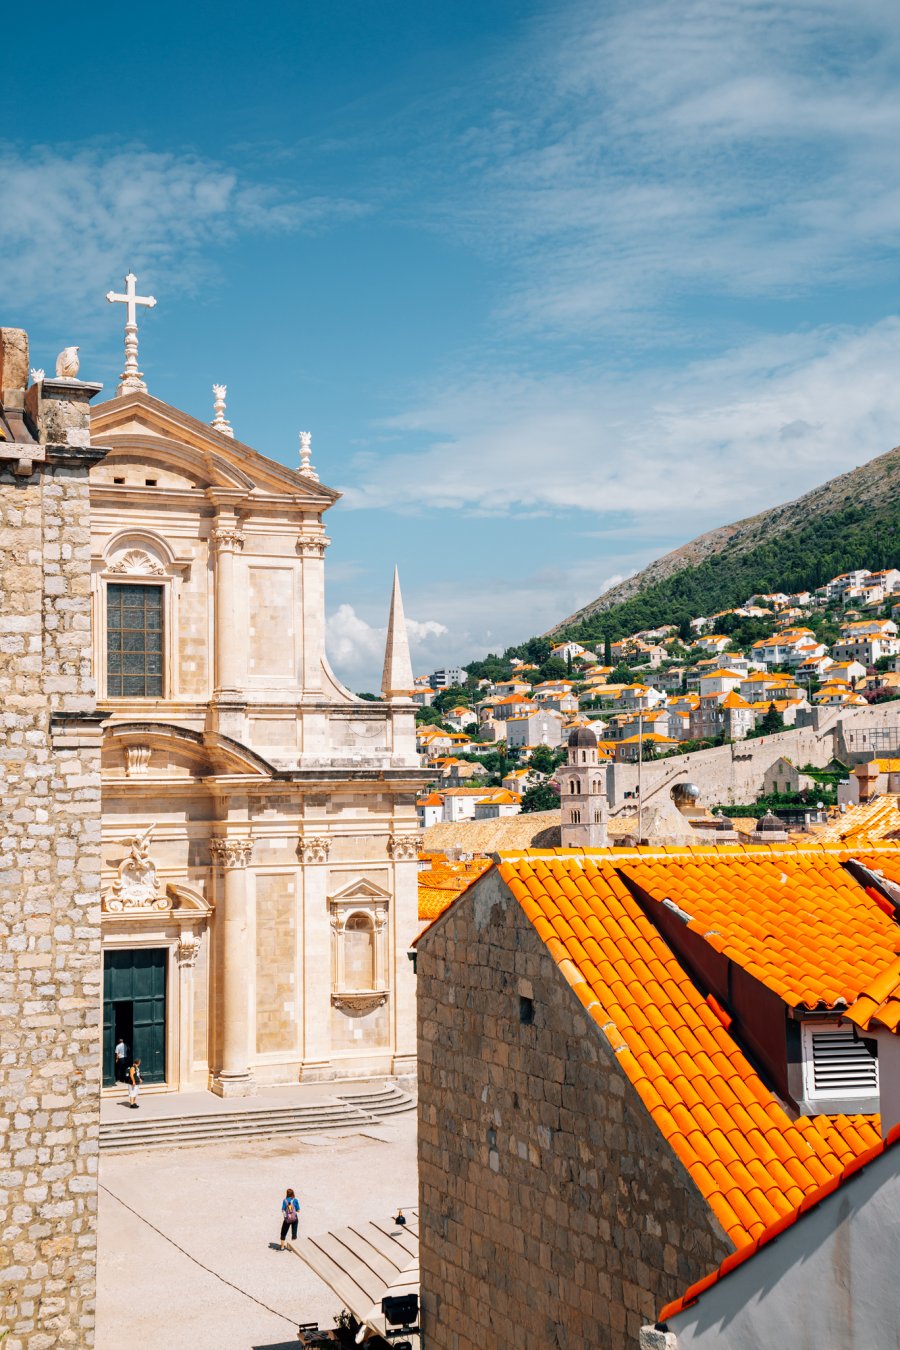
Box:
[88,384,426,1095]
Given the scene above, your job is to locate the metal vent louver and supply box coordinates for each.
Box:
[811,1028,878,1095]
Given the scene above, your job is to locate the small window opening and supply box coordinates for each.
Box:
[113,476,125,485]
[519,995,534,1026]
[145,478,157,487]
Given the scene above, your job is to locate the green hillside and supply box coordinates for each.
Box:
[563,497,900,645]
[546,443,900,643]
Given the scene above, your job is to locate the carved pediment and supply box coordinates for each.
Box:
[328,876,392,906]
[90,392,340,502]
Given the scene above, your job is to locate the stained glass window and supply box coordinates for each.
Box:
[106,584,163,697]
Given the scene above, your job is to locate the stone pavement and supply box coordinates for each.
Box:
[95,1112,417,1350]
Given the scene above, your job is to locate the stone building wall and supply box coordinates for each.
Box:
[0,346,106,1349]
[417,871,731,1350]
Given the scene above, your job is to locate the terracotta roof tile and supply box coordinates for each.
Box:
[496,854,885,1247]
[618,853,900,1009]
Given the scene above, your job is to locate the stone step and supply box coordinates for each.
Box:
[99,1084,415,1152]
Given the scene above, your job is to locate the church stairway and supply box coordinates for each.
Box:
[99,1083,416,1152]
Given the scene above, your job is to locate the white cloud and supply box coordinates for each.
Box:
[326,603,448,688]
[339,317,900,525]
[0,145,365,313]
[423,0,900,334]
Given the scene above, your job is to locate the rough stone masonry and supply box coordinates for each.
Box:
[0,328,107,1349]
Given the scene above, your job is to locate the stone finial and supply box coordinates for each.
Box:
[211,383,234,437]
[56,347,80,378]
[299,430,319,481]
[30,368,44,384]
[381,567,415,702]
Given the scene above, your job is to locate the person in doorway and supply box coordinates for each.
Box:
[127,1058,142,1109]
[280,1188,299,1248]
[114,1036,128,1083]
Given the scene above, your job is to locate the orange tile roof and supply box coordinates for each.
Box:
[659,1121,900,1324]
[417,857,491,922]
[497,854,883,1247]
[618,853,900,1009]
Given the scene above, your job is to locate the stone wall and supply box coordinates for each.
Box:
[607,703,900,813]
[417,871,731,1349]
[0,360,106,1346]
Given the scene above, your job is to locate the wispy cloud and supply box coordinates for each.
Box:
[341,317,900,523]
[423,0,900,336]
[0,144,365,313]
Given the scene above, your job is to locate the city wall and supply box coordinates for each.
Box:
[607,704,900,812]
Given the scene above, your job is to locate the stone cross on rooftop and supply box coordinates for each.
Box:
[106,272,157,397]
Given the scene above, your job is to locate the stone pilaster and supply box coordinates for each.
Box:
[297,835,335,1082]
[209,835,256,1097]
[207,492,247,741]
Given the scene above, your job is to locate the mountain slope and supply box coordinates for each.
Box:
[550,445,900,640]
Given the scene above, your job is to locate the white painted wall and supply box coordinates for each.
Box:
[665,1145,900,1350]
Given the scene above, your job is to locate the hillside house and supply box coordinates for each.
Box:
[698,668,744,697]
[416,792,445,829]
[762,756,816,796]
[444,705,478,731]
[473,789,522,819]
[695,633,731,654]
[550,640,585,662]
[505,711,564,750]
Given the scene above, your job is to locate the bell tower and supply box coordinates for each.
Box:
[557,725,608,848]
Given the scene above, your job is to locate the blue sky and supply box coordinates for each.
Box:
[6,0,900,689]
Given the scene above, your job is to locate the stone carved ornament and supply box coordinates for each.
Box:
[209,837,253,869]
[388,833,420,861]
[103,825,167,912]
[211,524,244,552]
[108,548,166,575]
[331,992,388,1017]
[298,836,331,864]
[176,934,202,967]
[125,744,151,777]
[295,533,328,559]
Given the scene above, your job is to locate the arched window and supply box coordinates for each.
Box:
[581,751,587,763]
[571,810,581,824]
[343,914,375,990]
[570,780,580,794]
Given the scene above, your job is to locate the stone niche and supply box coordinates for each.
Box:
[328,876,391,1049]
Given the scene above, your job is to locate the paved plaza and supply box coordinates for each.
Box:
[95,1113,418,1350]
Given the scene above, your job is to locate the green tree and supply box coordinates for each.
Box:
[604,634,613,665]
[758,702,786,736]
[521,782,559,813]
[529,743,564,775]
[432,685,469,713]
[536,656,569,683]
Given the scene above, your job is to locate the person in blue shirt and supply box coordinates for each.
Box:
[280,1188,299,1248]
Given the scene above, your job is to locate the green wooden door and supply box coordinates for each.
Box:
[103,949,167,1085]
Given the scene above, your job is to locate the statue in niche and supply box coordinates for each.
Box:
[104,825,167,911]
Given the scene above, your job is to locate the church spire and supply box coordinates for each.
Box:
[381,567,414,702]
